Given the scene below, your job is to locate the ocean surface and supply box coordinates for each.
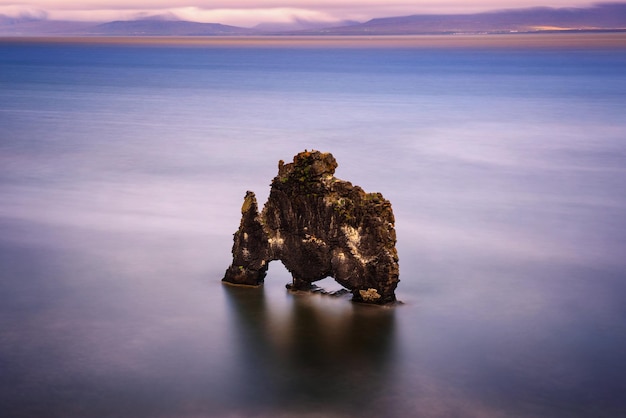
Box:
[1,35,626,417]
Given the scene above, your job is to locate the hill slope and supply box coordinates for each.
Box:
[305,4,626,35]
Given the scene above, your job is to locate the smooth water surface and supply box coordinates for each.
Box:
[1,37,626,417]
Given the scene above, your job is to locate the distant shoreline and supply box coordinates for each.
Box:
[2,32,626,49]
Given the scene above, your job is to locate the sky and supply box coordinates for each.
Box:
[0,0,602,27]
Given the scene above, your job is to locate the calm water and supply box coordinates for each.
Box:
[1,37,626,417]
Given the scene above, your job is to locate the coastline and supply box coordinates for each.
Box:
[1,32,626,49]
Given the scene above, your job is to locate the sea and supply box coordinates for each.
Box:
[1,35,626,417]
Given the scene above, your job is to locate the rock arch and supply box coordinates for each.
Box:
[222,150,399,304]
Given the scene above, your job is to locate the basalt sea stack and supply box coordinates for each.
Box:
[223,150,399,304]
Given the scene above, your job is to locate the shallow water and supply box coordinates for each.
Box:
[1,37,626,417]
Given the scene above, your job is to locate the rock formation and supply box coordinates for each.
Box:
[223,150,399,304]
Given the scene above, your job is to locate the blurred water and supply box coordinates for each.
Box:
[1,38,626,417]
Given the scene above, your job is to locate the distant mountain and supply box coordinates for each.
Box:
[85,20,257,36]
[0,15,96,35]
[0,14,19,24]
[0,15,256,36]
[1,4,626,37]
[303,3,626,35]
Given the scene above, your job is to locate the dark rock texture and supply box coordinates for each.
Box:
[223,150,399,304]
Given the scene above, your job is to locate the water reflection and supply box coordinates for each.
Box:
[222,283,397,417]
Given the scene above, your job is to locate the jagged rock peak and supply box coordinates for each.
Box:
[223,150,400,304]
[276,150,338,180]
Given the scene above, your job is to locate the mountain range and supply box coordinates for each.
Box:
[1,3,625,36]
[306,3,626,35]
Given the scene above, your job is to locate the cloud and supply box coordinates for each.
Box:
[0,1,602,25]
[0,4,347,25]
[0,5,48,20]
[173,7,340,26]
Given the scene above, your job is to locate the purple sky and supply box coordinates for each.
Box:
[0,1,601,26]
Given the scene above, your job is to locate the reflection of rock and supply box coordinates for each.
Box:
[221,284,397,416]
[223,150,400,304]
